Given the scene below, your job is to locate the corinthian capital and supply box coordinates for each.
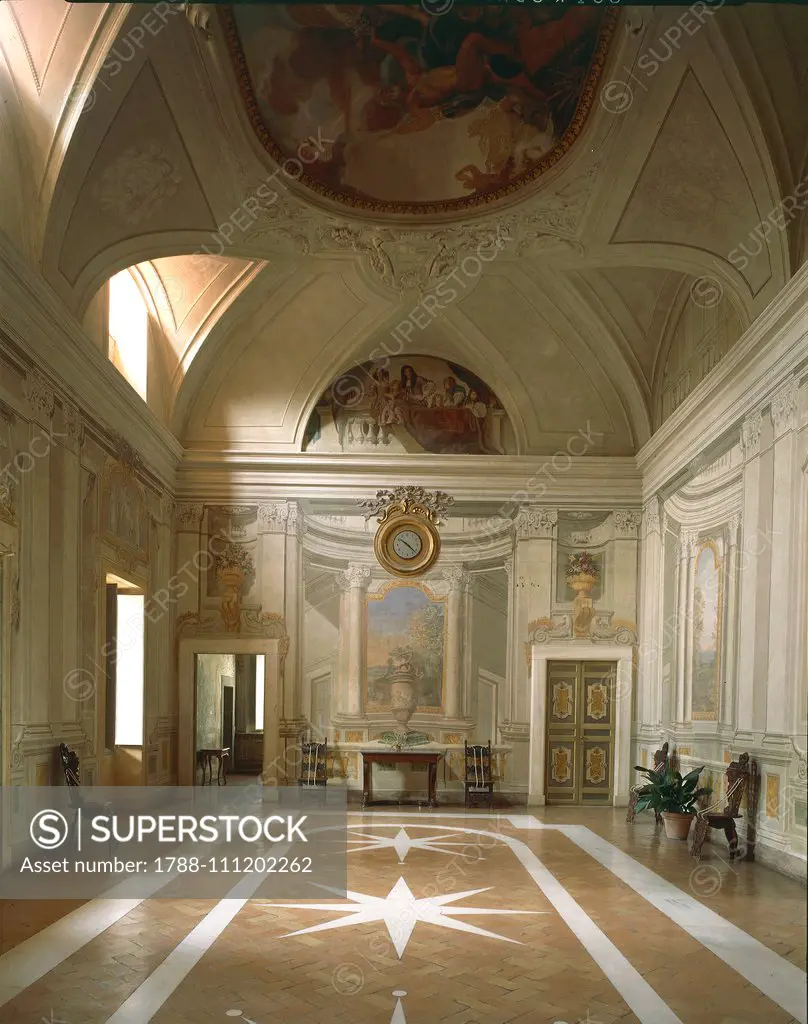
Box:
[740,410,762,459]
[770,377,798,439]
[612,508,643,538]
[174,503,204,530]
[258,501,303,536]
[515,506,557,539]
[341,563,371,589]
[641,498,661,537]
[442,564,471,590]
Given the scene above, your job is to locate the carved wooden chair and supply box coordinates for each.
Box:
[298,740,328,802]
[464,740,494,809]
[59,743,114,851]
[626,742,668,824]
[691,752,758,862]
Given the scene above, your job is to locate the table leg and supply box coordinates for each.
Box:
[362,759,372,807]
[428,762,437,808]
[205,754,212,786]
[221,754,228,786]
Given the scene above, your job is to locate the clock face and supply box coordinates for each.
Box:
[392,529,423,560]
[374,513,440,578]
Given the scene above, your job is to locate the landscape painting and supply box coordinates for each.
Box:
[365,584,446,711]
[225,5,614,211]
[303,355,512,455]
[692,540,722,720]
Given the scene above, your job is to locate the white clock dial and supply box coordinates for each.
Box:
[392,529,423,560]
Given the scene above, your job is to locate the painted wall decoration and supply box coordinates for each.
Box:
[692,540,723,720]
[365,583,446,711]
[304,356,513,454]
[224,5,615,213]
[101,462,148,557]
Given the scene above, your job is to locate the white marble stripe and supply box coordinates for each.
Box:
[558,825,808,1024]
[104,855,287,1023]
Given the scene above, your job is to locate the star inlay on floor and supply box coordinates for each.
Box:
[263,876,544,957]
[345,826,481,863]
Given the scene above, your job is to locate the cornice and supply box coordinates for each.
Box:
[638,263,808,498]
[0,235,182,490]
[176,454,641,505]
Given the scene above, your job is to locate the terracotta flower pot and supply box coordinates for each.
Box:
[662,811,694,840]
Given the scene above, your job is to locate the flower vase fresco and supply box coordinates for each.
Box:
[215,543,255,632]
[565,551,600,638]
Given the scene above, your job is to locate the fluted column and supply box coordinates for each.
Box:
[722,514,741,726]
[766,379,799,736]
[683,530,698,723]
[736,410,763,733]
[442,564,470,720]
[340,563,370,717]
[511,507,556,724]
[637,497,663,726]
[675,532,688,723]
[502,556,515,728]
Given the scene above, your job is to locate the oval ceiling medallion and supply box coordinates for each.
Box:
[222,5,617,215]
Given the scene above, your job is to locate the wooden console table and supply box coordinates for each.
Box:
[196,747,230,786]
[361,749,444,807]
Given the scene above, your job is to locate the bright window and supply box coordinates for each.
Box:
[108,271,148,399]
[255,654,265,731]
[115,594,145,745]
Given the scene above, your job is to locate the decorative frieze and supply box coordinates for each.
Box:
[770,377,798,439]
[740,410,762,459]
[612,509,643,538]
[515,506,557,539]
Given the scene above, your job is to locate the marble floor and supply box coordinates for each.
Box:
[0,808,805,1024]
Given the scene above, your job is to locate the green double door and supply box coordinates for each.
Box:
[545,661,616,805]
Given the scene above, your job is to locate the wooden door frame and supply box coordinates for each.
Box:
[527,645,633,807]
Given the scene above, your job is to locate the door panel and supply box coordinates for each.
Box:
[546,661,615,805]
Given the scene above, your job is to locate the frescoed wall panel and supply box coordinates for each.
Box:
[365,583,446,711]
[692,539,723,720]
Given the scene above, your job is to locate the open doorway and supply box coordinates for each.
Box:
[195,653,266,782]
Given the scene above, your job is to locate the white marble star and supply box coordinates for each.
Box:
[346,827,479,863]
[264,877,545,957]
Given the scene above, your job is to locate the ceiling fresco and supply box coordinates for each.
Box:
[223,5,616,213]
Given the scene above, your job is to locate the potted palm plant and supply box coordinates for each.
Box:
[631,764,712,840]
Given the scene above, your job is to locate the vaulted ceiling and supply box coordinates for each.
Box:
[1,1,807,457]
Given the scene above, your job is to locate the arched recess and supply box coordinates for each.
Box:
[289,313,533,457]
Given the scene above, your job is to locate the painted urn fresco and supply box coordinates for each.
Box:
[303,355,514,454]
[224,5,615,212]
